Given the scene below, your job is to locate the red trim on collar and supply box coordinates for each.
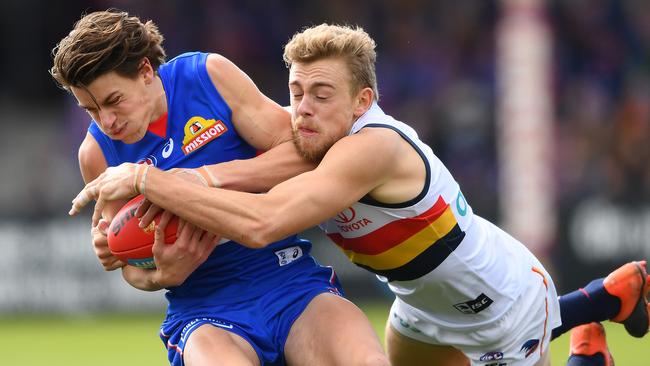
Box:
[147,112,168,138]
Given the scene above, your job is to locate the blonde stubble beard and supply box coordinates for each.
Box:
[291,116,339,163]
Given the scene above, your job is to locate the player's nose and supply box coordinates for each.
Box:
[98,109,117,129]
[296,96,314,117]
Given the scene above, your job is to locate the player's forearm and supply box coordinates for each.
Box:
[143,168,280,248]
[204,141,316,192]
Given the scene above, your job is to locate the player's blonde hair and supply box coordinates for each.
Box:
[50,9,166,90]
[283,23,379,101]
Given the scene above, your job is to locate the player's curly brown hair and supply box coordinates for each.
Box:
[50,9,166,90]
[283,23,379,101]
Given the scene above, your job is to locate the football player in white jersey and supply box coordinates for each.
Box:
[71,24,649,366]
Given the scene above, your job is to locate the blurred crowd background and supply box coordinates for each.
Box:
[0,0,648,312]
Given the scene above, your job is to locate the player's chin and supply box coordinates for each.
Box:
[298,146,328,163]
[120,130,146,144]
[120,134,140,144]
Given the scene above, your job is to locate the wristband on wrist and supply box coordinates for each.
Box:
[133,164,145,195]
[181,169,209,187]
[197,166,220,187]
[138,164,151,194]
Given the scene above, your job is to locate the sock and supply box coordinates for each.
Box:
[566,354,606,366]
[551,279,620,339]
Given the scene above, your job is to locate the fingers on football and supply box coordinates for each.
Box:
[177,218,187,237]
[91,195,107,227]
[91,219,109,238]
[95,248,115,260]
[102,258,125,271]
[188,227,209,258]
[135,198,152,218]
[152,210,171,246]
[200,231,220,254]
[180,220,194,238]
[191,226,203,243]
[158,210,173,231]
[138,202,162,228]
[96,218,110,234]
[92,236,124,271]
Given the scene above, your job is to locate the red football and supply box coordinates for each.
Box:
[107,195,178,268]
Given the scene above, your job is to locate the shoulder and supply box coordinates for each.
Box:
[205,53,242,82]
[203,53,267,119]
[205,53,230,67]
[320,128,402,176]
[354,126,404,155]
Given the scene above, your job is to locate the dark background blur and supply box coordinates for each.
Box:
[0,0,648,312]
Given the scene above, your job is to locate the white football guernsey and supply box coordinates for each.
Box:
[319,103,560,364]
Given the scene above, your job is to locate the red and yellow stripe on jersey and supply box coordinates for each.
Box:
[327,195,465,282]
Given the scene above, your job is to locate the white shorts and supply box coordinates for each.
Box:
[389,263,561,366]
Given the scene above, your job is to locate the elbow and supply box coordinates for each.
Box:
[241,217,285,249]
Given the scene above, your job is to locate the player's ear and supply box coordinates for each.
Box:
[353,87,373,118]
[140,57,154,84]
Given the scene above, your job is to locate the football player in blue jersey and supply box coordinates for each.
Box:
[52,10,388,366]
[72,23,649,366]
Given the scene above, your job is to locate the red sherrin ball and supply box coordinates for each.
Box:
[107,195,178,268]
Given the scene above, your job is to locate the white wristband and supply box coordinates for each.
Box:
[133,164,145,195]
[139,164,151,194]
[197,166,220,187]
[181,169,209,187]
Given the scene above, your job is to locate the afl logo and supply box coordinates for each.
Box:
[137,155,157,166]
[334,207,356,224]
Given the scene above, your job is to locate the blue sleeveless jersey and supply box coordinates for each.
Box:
[89,52,313,313]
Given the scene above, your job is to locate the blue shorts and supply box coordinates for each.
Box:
[158,255,343,366]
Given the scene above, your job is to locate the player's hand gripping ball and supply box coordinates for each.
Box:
[107,195,178,268]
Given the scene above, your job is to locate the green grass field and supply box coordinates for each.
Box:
[2,304,648,365]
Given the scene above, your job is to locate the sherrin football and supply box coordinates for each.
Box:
[107,195,178,269]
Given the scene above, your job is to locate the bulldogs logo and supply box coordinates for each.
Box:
[182,116,227,155]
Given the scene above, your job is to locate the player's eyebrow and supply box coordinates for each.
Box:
[311,82,335,90]
[99,91,121,105]
[289,80,335,90]
[78,91,120,110]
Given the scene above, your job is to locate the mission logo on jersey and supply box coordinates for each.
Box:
[182,116,228,155]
